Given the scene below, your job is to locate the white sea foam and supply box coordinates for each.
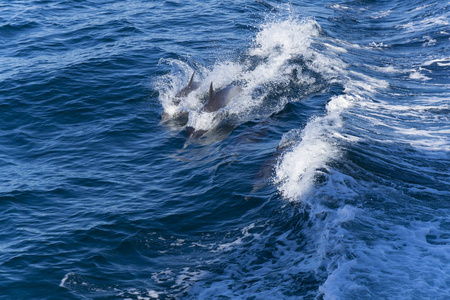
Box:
[411,4,433,12]
[369,65,403,74]
[269,24,358,199]
[59,272,73,288]
[320,214,450,299]
[423,57,450,67]
[369,41,388,48]
[274,106,341,200]
[409,69,432,80]
[396,15,449,33]
[213,223,256,252]
[354,97,450,153]
[273,58,384,202]
[422,35,437,47]
[327,4,349,11]
[371,10,392,19]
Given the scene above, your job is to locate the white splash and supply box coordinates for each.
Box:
[158,17,326,134]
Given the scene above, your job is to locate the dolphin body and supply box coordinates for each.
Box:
[174,72,201,105]
[203,82,242,112]
[186,82,242,137]
[161,72,200,123]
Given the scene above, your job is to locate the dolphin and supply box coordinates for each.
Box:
[185,82,242,137]
[203,82,242,112]
[174,72,201,104]
[161,72,200,123]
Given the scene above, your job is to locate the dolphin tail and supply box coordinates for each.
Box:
[209,82,214,101]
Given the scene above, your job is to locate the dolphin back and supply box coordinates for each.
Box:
[175,72,200,98]
[203,85,242,113]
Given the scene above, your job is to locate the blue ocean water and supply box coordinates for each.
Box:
[1,0,449,299]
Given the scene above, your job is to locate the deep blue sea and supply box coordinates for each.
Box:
[1,0,449,299]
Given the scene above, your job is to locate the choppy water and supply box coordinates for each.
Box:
[1,0,449,299]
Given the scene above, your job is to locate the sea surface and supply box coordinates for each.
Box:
[1,0,449,299]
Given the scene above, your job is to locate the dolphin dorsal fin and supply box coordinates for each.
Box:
[188,71,195,87]
[209,82,214,101]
